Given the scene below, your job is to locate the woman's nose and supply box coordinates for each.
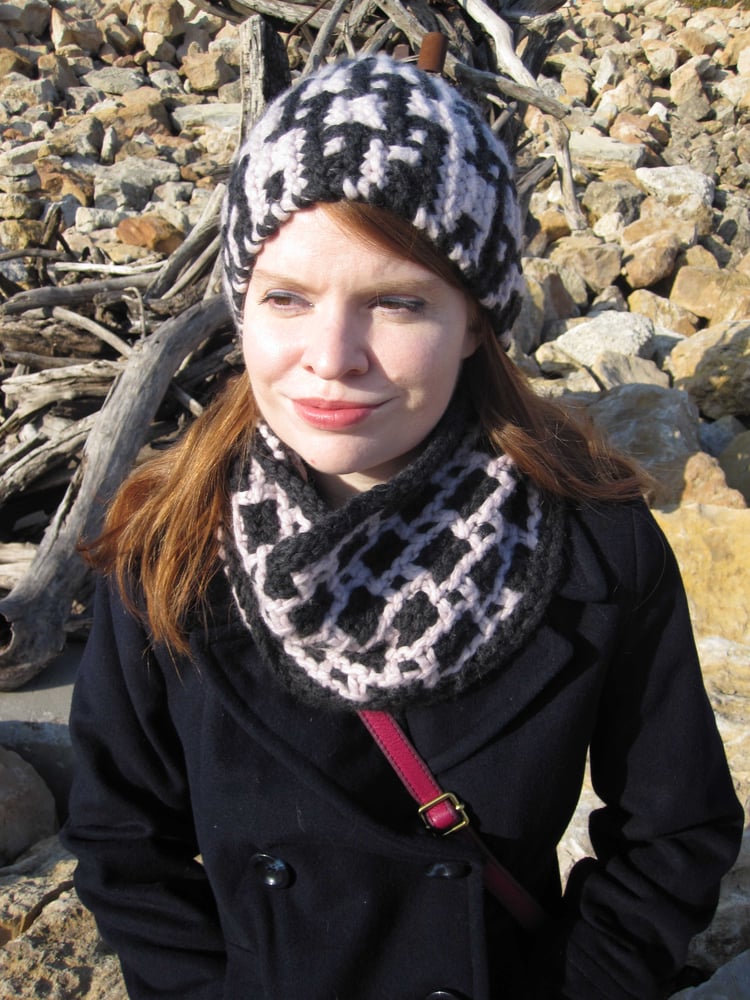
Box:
[301,306,369,379]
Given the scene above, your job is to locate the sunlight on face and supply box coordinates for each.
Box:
[242,206,476,506]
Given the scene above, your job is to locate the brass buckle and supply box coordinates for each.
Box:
[418,791,470,836]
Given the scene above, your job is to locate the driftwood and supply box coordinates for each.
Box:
[0,295,231,690]
[0,0,573,688]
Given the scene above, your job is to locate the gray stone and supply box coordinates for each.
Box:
[590,351,670,389]
[540,311,656,368]
[581,178,645,224]
[569,130,648,169]
[700,416,748,458]
[170,100,240,132]
[635,164,715,210]
[0,0,50,38]
[0,748,57,866]
[93,155,181,211]
[81,66,147,96]
[671,948,750,998]
[585,383,702,505]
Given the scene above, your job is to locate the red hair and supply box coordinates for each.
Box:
[84,202,645,653]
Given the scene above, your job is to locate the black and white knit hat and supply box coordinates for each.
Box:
[221,54,524,344]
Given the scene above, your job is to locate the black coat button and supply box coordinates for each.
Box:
[425,991,466,999]
[250,852,293,888]
[424,861,471,879]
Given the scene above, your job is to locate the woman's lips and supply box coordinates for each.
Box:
[292,398,382,430]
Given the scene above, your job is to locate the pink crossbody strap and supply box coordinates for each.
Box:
[359,709,547,932]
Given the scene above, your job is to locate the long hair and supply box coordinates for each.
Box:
[84,201,645,653]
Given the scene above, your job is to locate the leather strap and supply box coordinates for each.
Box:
[359,709,547,932]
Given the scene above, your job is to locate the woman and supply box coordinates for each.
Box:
[63,55,742,1000]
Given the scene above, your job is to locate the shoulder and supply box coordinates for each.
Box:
[560,497,677,605]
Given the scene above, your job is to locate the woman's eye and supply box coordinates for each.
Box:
[373,295,425,315]
[260,290,309,310]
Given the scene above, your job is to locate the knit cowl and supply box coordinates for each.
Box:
[222,403,566,711]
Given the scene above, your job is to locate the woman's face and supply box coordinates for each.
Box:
[241,206,476,505]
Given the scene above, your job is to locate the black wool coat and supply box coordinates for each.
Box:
[62,500,743,1000]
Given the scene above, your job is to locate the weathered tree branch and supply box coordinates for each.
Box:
[0,295,231,690]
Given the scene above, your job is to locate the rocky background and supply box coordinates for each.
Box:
[0,0,748,995]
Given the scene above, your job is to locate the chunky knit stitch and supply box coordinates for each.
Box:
[221,54,524,345]
[222,406,565,710]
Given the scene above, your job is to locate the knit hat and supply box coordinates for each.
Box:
[221,54,524,344]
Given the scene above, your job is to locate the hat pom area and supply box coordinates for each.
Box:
[221,54,524,342]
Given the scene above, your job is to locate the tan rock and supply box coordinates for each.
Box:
[680,244,719,269]
[641,37,680,79]
[532,207,571,246]
[37,52,79,93]
[604,70,655,115]
[719,431,750,505]
[0,749,57,868]
[609,111,668,155]
[653,505,750,645]
[561,66,591,103]
[0,194,44,221]
[548,233,623,294]
[717,28,750,69]
[670,267,750,324]
[35,161,94,207]
[680,451,747,509]
[49,8,103,54]
[624,198,698,247]
[181,49,234,93]
[0,219,45,249]
[669,63,711,120]
[102,14,141,55]
[674,26,720,57]
[622,231,680,288]
[0,836,72,945]
[0,48,33,78]
[0,869,127,999]
[89,86,172,141]
[522,256,587,315]
[667,321,750,420]
[145,0,186,39]
[116,213,184,253]
[627,288,700,336]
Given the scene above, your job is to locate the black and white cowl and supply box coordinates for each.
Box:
[222,408,565,711]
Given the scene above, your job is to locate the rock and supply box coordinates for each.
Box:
[641,37,680,79]
[653,505,750,644]
[585,384,703,506]
[627,288,700,337]
[671,948,750,999]
[547,232,623,294]
[0,73,58,113]
[680,451,747,510]
[116,212,184,253]
[719,431,750,505]
[581,177,645,224]
[671,267,750,325]
[622,231,680,288]
[0,837,126,999]
[569,129,648,170]
[590,351,670,389]
[93,155,181,211]
[49,8,102,53]
[0,748,57,867]
[666,321,750,420]
[0,0,51,38]
[539,310,655,368]
[81,66,147,95]
[700,416,747,459]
